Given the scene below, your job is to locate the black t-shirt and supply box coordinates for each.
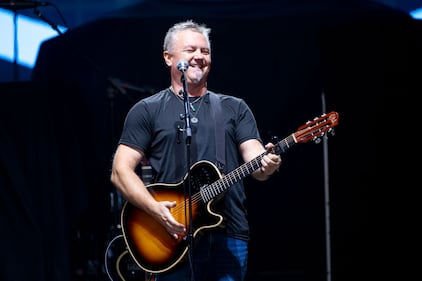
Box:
[119,88,262,241]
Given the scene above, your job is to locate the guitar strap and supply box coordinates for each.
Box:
[209,91,226,173]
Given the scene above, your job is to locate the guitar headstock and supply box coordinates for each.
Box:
[294,111,339,144]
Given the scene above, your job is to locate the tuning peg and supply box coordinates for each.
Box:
[314,137,322,144]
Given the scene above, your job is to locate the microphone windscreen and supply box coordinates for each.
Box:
[177,60,189,72]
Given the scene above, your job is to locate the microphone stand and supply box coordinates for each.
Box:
[180,70,195,280]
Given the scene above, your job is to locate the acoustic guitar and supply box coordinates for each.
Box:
[120,111,339,274]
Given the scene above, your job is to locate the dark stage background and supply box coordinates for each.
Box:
[1,1,419,281]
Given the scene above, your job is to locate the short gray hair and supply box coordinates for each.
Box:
[163,20,211,54]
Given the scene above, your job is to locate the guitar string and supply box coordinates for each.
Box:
[171,193,202,216]
[170,155,267,216]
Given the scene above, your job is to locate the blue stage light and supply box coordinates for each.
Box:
[0,8,66,68]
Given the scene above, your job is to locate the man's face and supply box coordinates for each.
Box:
[165,30,211,85]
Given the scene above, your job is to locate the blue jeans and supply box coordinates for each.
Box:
[155,232,248,281]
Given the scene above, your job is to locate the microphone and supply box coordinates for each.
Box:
[0,1,49,10]
[177,60,189,72]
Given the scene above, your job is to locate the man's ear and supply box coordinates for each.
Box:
[163,51,172,67]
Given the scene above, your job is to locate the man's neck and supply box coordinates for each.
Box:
[171,83,207,97]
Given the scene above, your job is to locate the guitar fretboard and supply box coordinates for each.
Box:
[199,134,297,202]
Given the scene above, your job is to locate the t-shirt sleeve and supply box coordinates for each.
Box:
[118,100,152,152]
[235,98,263,145]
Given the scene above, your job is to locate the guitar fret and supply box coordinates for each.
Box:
[233,169,240,180]
[210,186,217,197]
[214,182,221,194]
[219,181,225,192]
[230,175,236,185]
[205,187,211,199]
[200,187,208,202]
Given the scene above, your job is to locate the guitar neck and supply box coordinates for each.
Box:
[200,134,296,202]
[200,111,340,203]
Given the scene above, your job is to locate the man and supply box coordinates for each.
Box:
[110,19,281,281]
